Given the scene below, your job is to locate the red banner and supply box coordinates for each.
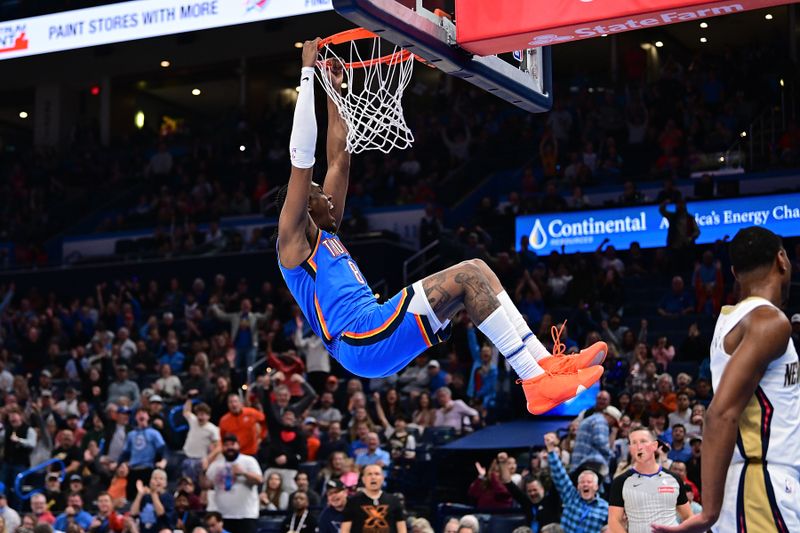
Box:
[456,0,792,55]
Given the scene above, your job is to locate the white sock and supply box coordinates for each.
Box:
[289,66,317,169]
[477,307,544,379]
[497,291,551,361]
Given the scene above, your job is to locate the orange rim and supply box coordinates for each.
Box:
[318,27,416,69]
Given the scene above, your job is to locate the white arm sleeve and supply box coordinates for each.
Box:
[289,66,317,169]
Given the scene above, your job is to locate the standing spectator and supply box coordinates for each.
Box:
[51,430,82,475]
[433,387,479,433]
[53,493,93,531]
[210,299,270,369]
[119,409,167,503]
[317,480,347,533]
[129,470,174,533]
[153,364,182,401]
[659,199,700,269]
[263,376,318,419]
[205,435,263,533]
[545,433,608,533]
[341,465,406,533]
[499,451,561,530]
[293,317,330,393]
[1,408,37,509]
[280,491,316,533]
[181,401,220,481]
[570,406,620,477]
[218,394,266,457]
[158,339,186,375]
[87,492,124,533]
[608,429,691,532]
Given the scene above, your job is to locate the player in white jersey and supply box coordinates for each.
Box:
[653,226,799,533]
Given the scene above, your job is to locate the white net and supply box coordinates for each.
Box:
[316,34,415,154]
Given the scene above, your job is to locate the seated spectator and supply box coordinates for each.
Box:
[159,338,186,374]
[381,415,416,465]
[678,323,708,362]
[87,492,124,533]
[53,493,93,531]
[31,492,56,525]
[544,433,609,533]
[354,432,391,472]
[426,360,449,392]
[174,491,202,533]
[693,251,724,315]
[398,356,431,397]
[658,276,695,317]
[433,387,479,433]
[669,461,700,504]
[288,472,321,512]
[316,452,348,496]
[317,421,348,462]
[668,393,692,429]
[651,374,678,413]
[628,359,659,394]
[317,480,347,533]
[129,469,175,533]
[280,491,316,533]
[652,336,676,372]
[153,364,182,401]
[467,459,512,509]
[411,392,436,430]
[259,473,289,511]
[259,408,307,493]
[497,452,561,529]
[667,425,692,463]
[685,404,704,437]
[309,392,343,432]
[348,422,370,458]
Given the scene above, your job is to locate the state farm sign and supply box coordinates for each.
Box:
[456,0,792,55]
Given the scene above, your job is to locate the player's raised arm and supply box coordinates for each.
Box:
[278,39,320,268]
[322,59,350,230]
[652,306,791,533]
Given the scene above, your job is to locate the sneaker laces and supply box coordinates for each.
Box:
[550,320,568,357]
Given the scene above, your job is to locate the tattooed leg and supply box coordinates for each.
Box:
[419,259,542,378]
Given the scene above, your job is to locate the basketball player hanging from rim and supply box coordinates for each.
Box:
[276,39,606,415]
[653,226,800,533]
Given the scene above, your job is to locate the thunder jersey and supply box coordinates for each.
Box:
[710,297,800,468]
[278,228,378,351]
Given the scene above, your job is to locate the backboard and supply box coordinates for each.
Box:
[331,0,553,113]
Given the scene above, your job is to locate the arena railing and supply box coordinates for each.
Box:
[15,458,65,500]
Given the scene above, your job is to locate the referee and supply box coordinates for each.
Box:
[608,428,692,533]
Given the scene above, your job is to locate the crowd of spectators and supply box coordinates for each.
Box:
[0,212,797,532]
[2,38,796,269]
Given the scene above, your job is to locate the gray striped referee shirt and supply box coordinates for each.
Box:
[608,467,688,533]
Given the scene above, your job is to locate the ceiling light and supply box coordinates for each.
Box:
[765,13,773,20]
[640,43,652,50]
[655,41,664,48]
[780,78,785,87]
[294,42,303,48]
[295,86,301,92]
[601,33,608,37]
[740,131,747,138]
[700,37,708,43]
[719,156,725,163]
[700,22,708,29]
[19,111,28,119]
[192,88,201,96]
[135,111,145,129]
[160,60,170,68]
[239,145,246,152]
[341,82,348,89]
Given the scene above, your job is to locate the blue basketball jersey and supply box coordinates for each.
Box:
[278,228,377,348]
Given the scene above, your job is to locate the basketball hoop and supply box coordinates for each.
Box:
[316,28,417,154]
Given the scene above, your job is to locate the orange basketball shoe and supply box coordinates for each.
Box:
[538,321,608,373]
[521,365,604,415]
